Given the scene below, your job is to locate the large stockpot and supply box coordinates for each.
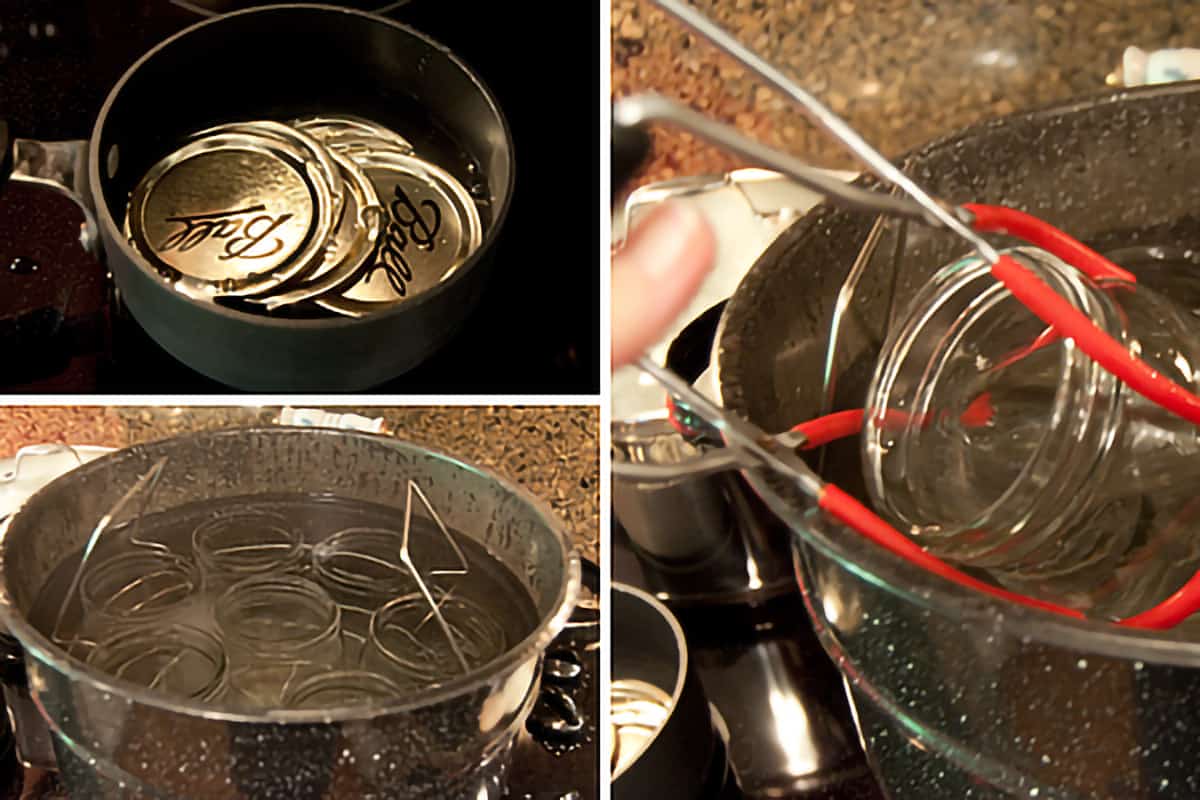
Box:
[0,427,579,799]
[711,81,1200,799]
[2,4,514,391]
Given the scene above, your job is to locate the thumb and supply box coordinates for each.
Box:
[611,202,715,369]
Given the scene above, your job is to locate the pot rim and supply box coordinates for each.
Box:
[0,426,581,724]
[88,3,517,332]
[752,470,1200,668]
[611,582,689,782]
[720,79,1200,667]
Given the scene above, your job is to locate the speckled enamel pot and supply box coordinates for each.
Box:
[717,81,1200,799]
[0,427,579,799]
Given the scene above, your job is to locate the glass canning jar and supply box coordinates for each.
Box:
[213,575,342,707]
[863,247,1200,617]
[192,511,306,592]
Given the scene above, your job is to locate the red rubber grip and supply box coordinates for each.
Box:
[817,484,1085,619]
[991,254,1200,426]
[965,203,1135,283]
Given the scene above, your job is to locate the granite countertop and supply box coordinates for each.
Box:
[0,406,599,564]
[613,0,1200,186]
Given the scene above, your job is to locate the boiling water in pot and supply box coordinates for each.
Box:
[27,493,539,710]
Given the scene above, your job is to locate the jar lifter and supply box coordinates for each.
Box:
[615,0,1200,630]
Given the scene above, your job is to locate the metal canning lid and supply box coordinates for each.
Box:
[256,149,384,309]
[315,151,483,318]
[125,130,337,300]
[291,115,415,157]
[197,120,346,215]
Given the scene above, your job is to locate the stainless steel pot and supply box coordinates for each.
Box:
[0,427,578,799]
[2,4,515,391]
[612,412,795,606]
[611,583,733,800]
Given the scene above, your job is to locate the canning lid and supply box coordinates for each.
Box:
[291,114,415,157]
[198,120,346,213]
[125,130,337,300]
[314,151,483,318]
[256,148,384,309]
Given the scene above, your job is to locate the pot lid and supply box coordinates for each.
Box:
[315,151,483,318]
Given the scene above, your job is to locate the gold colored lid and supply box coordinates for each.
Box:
[126,129,336,300]
[315,151,483,318]
[292,115,415,157]
[255,149,385,310]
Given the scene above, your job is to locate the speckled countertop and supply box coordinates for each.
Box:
[0,406,599,564]
[613,0,1200,185]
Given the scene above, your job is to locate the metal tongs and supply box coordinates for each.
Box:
[618,1,994,255]
[613,0,1103,483]
[616,0,1200,629]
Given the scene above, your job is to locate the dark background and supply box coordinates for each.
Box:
[0,0,601,394]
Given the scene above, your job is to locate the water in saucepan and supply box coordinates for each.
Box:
[29,493,539,710]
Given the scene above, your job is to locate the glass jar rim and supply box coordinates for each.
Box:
[192,511,306,575]
[87,622,227,702]
[366,589,511,683]
[80,549,202,621]
[862,247,1126,553]
[280,668,406,709]
[214,575,341,653]
[310,526,412,597]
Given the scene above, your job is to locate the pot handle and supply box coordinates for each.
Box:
[0,633,57,771]
[612,111,651,202]
[526,557,598,757]
[2,128,101,258]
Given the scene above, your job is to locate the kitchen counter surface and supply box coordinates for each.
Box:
[613,0,1200,186]
[0,405,600,563]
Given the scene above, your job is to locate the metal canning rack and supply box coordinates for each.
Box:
[53,463,503,707]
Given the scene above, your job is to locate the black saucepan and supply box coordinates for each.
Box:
[2,4,514,391]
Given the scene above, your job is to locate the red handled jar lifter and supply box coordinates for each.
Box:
[614,0,1200,630]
